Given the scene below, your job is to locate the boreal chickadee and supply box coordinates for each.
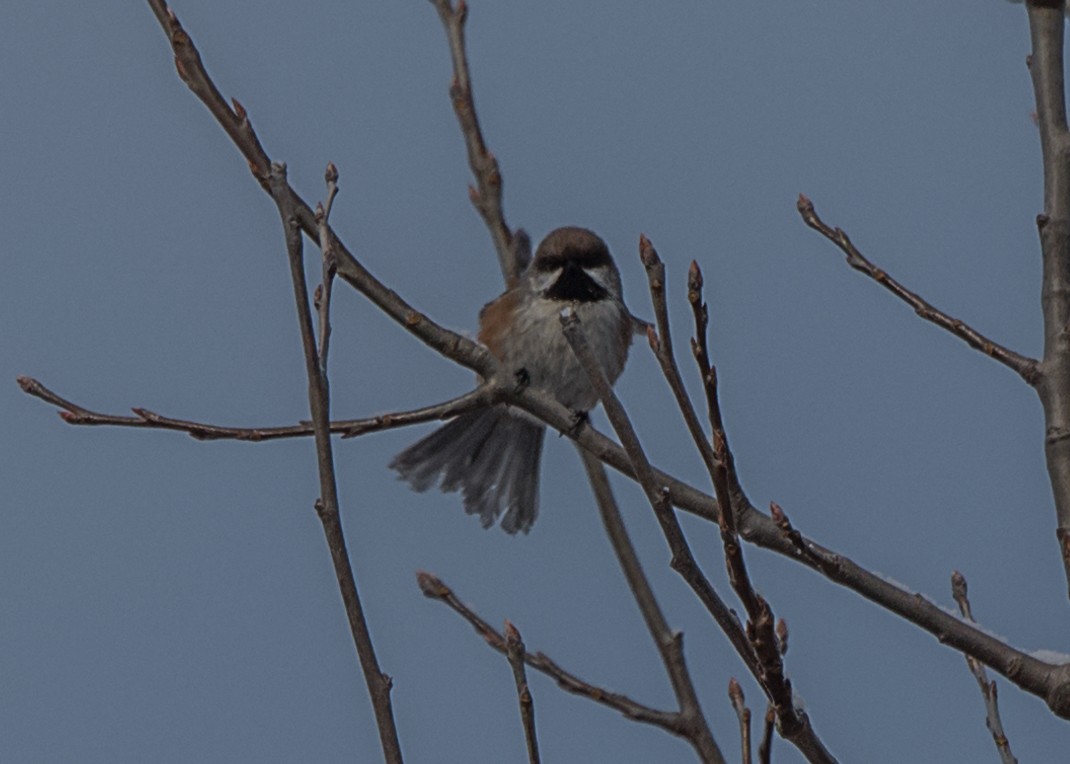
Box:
[390,226,632,533]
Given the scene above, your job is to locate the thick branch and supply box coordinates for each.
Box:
[1026,0,1070,598]
[796,195,1039,385]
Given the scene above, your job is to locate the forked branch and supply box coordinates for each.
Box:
[268,162,403,763]
[416,572,684,735]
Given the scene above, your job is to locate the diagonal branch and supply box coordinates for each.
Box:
[565,308,754,762]
[796,194,1039,385]
[145,0,495,382]
[427,0,519,285]
[416,571,684,735]
[951,571,1018,764]
[578,450,725,764]
[268,162,403,763]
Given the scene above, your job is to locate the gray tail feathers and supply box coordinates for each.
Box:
[389,409,546,534]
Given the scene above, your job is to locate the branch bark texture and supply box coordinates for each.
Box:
[1027,0,1070,600]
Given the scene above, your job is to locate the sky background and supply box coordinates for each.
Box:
[3,1,1068,762]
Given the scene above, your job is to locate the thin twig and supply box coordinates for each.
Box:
[640,237,718,480]
[427,0,517,285]
[796,194,1039,385]
[340,385,497,437]
[504,621,541,764]
[951,572,1018,764]
[268,162,403,763]
[685,261,822,756]
[644,240,828,759]
[728,679,753,764]
[314,161,340,371]
[17,375,495,443]
[416,571,683,733]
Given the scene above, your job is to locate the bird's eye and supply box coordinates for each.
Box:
[534,244,611,272]
[534,256,563,273]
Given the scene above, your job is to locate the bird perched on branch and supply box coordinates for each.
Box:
[390,226,632,533]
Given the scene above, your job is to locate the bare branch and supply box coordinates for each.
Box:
[951,572,1018,764]
[340,386,497,437]
[504,621,541,764]
[145,0,496,382]
[560,299,1070,719]
[757,706,775,764]
[578,450,725,764]
[146,1,271,187]
[768,502,839,577]
[314,162,340,371]
[563,310,738,650]
[796,194,1039,385]
[416,572,683,734]
[1025,0,1070,600]
[639,236,718,481]
[641,242,833,762]
[685,262,822,755]
[427,0,517,285]
[742,494,1070,720]
[123,0,1070,722]
[268,162,403,763]
[17,376,495,443]
[728,679,752,764]
[563,308,746,664]
[26,341,1069,722]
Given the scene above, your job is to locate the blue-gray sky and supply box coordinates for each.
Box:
[4,2,1068,762]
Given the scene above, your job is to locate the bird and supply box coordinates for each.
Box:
[389,226,633,533]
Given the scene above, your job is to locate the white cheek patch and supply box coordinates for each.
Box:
[585,265,614,293]
[530,268,562,294]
